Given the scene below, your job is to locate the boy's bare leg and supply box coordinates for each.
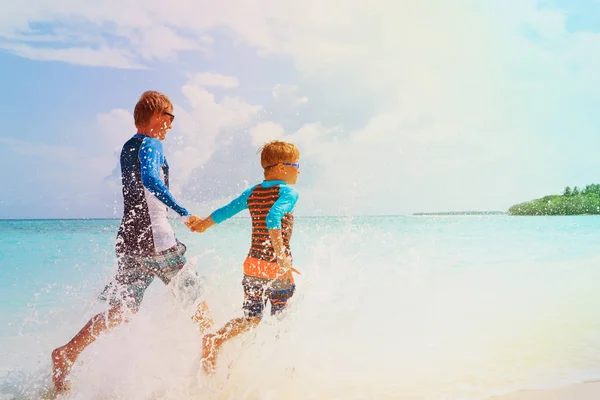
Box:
[192,300,214,333]
[51,304,130,392]
[201,317,261,374]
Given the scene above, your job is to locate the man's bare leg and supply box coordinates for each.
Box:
[52,304,130,392]
[201,317,260,374]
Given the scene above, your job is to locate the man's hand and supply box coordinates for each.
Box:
[189,215,216,233]
[184,215,202,231]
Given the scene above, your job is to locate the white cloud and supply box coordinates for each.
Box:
[250,122,284,147]
[189,72,240,89]
[168,75,262,185]
[1,43,144,69]
[124,25,202,61]
[272,84,308,108]
[97,109,134,155]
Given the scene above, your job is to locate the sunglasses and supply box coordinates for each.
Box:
[266,162,300,170]
[164,112,175,122]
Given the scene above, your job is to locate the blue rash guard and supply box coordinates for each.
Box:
[211,180,299,229]
[116,134,189,257]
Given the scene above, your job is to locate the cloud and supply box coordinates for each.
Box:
[166,74,263,192]
[250,122,284,147]
[97,109,134,153]
[1,43,144,69]
[124,25,202,61]
[188,72,240,89]
[0,2,211,68]
[272,84,308,108]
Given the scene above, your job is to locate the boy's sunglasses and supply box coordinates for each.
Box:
[266,162,300,170]
[164,112,175,122]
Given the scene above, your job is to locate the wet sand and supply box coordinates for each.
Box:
[491,381,600,400]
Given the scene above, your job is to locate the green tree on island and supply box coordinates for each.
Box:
[509,184,600,216]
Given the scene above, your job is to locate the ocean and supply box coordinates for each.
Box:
[2,215,600,399]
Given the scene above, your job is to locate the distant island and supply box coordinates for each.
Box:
[413,211,506,216]
[508,184,600,216]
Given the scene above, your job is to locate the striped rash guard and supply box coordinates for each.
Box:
[211,180,299,280]
[116,134,190,257]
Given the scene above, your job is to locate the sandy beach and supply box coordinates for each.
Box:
[492,382,600,400]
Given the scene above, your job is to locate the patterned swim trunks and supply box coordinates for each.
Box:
[98,241,189,312]
[242,274,295,319]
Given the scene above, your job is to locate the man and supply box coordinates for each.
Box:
[51,90,212,392]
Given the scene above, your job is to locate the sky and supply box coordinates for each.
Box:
[2,0,600,218]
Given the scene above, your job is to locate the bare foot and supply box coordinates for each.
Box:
[52,347,75,393]
[201,334,218,375]
[192,300,214,333]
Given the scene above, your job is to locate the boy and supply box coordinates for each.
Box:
[190,140,301,374]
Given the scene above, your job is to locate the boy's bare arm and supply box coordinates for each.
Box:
[268,229,300,276]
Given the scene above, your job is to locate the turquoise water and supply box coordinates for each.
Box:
[2,216,600,399]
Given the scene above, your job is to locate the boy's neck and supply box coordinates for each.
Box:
[264,171,288,182]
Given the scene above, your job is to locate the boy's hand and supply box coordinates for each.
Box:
[276,256,301,281]
[269,228,301,280]
[278,267,301,283]
[189,215,216,233]
[184,215,202,231]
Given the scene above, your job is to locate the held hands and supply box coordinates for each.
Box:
[184,215,215,233]
[184,215,202,230]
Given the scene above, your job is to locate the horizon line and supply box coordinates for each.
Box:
[0,211,509,221]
